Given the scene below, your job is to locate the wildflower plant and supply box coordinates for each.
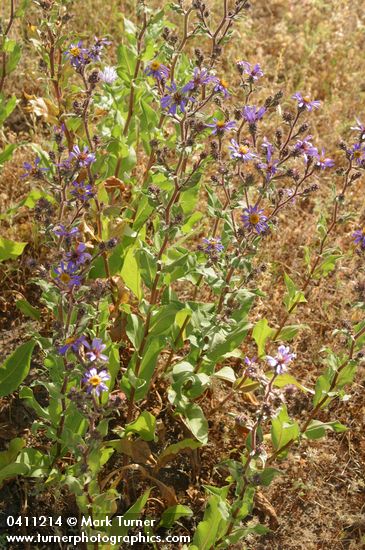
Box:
[1,0,365,547]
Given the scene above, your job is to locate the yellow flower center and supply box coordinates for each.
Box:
[60,273,71,283]
[249,213,260,225]
[70,47,81,57]
[354,150,361,158]
[150,61,161,71]
[65,336,76,344]
[362,228,365,235]
[88,375,102,387]
[239,145,249,154]
[303,96,311,103]
[216,120,226,127]
[220,78,228,88]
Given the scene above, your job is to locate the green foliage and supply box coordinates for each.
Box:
[0,340,36,397]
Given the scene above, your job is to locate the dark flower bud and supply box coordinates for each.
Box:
[311,184,319,191]
[351,171,362,181]
[298,123,309,134]
[338,141,347,150]
[48,151,56,162]
[107,238,118,249]
[99,241,106,250]
[282,111,294,123]
[200,151,208,159]
[93,135,101,148]
[335,168,345,176]
[234,107,242,120]
[88,70,100,84]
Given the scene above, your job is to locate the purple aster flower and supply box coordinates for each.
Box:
[88,37,111,62]
[214,78,230,98]
[99,66,118,84]
[349,142,365,165]
[69,145,96,167]
[182,68,218,92]
[353,228,365,249]
[315,149,335,170]
[70,180,94,202]
[54,261,82,288]
[206,118,236,135]
[292,92,320,111]
[294,136,319,162]
[229,139,257,161]
[53,225,79,239]
[83,368,110,396]
[236,61,264,81]
[21,157,49,179]
[64,41,88,68]
[200,237,224,255]
[257,140,279,181]
[266,345,296,375]
[160,83,189,115]
[242,105,266,124]
[85,338,108,362]
[145,60,170,81]
[59,334,87,356]
[241,205,268,234]
[66,243,92,266]
[351,117,365,139]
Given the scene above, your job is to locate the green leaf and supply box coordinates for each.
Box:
[269,372,312,393]
[182,403,208,444]
[271,405,300,457]
[0,95,17,125]
[207,322,251,362]
[120,246,142,299]
[0,438,27,484]
[111,489,151,537]
[125,411,156,441]
[0,143,17,166]
[156,438,202,470]
[15,299,41,321]
[0,237,27,261]
[277,324,308,341]
[0,340,36,397]
[304,420,347,440]
[258,467,282,486]
[283,273,307,311]
[252,318,275,356]
[159,505,193,529]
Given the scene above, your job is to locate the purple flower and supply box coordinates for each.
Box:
[54,261,82,288]
[21,157,49,179]
[349,142,365,165]
[242,105,266,124]
[315,149,335,170]
[351,117,365,139]
[69,146,96,167]
[83,368,110,396]
[70,180,94,202]
[88,37,111,62]
[85,338,108,362]
[294,136,319,162]
[229,139,257,161]
[206,118,236,135]
[214,78,230,98]
[145,60,170,81]
[257,140,279,181]
[64,41,88,68]
[53,225,79,239]
[200,237,224,254]
[292,92,320,111]
[353,228,365,249]
[160,83,189,115]
[237,61,264,81]
[99,66,118,84]
[266,345,296,374]
[241,205,268,234]
[66,243,92,266]
[182,68,218,92]
[59,335,87,356]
